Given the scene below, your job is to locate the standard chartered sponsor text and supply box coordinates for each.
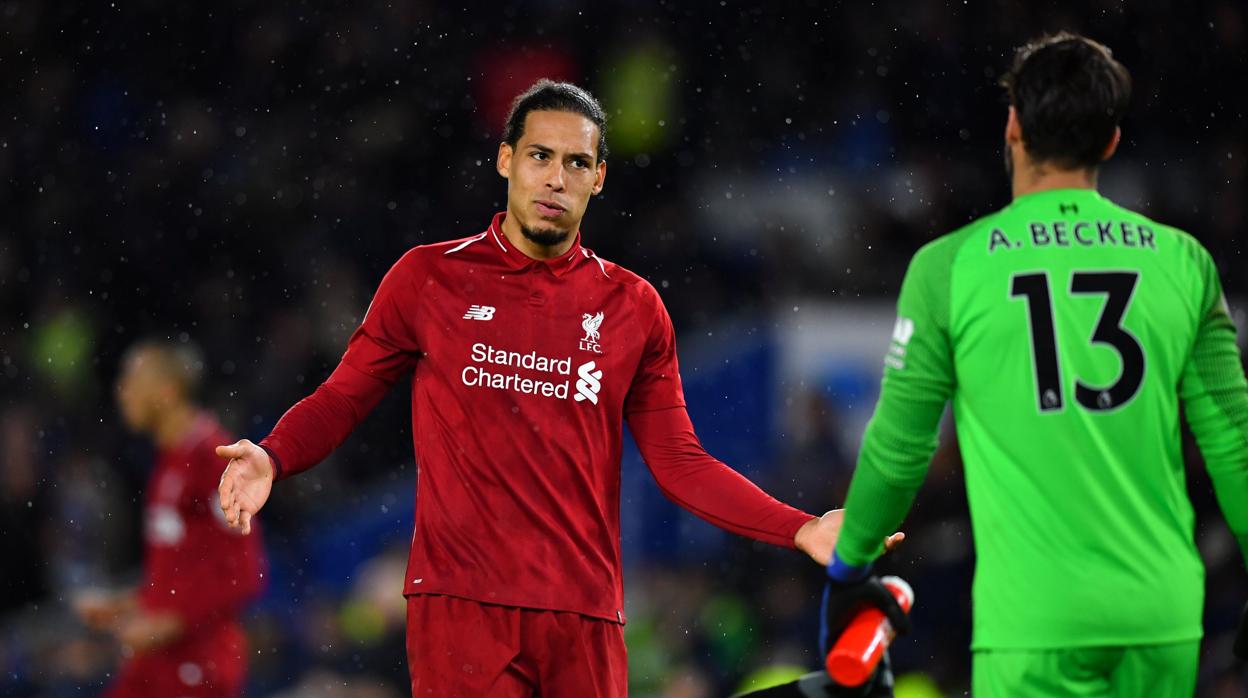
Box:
[470,342,572,374]
[462,342,577,400]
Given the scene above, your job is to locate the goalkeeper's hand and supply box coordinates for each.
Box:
[819,556,911,659]
[1235,602,1248,660]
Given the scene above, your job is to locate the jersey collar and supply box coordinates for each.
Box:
[1009,188,1105,207]
[486,211,586,277]
[162,412,218,459]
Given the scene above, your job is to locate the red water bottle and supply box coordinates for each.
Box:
[824,575,914,687]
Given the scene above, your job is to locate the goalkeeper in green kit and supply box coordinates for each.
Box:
[820,33,1248,696]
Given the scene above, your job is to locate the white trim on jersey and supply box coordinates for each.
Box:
[582,248,610,278]
[444,231,489,255]
[489,222,509,252]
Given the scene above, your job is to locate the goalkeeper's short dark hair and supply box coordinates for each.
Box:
[1000,32,1132,170]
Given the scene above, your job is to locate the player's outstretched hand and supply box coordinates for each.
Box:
[795,509,905,567]
[115,610,184,655]
[71,588,133,632]
[215,439,274,536]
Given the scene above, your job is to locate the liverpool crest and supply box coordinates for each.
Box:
[580,312,604,354]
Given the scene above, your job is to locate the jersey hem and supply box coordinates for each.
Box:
[624,401,688,416]
[403,587,625,625]
[970,629,1202,651]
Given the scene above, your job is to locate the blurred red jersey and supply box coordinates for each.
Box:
[111,414,266,697]
[262,213,810,623]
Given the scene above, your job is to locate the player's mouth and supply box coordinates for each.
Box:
[535,200,566,218]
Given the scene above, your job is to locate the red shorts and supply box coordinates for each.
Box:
[406,594,627,697]
[104,621,247,698]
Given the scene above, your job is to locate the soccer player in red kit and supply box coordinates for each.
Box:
[217,80,897,697]
[75,340,266,697]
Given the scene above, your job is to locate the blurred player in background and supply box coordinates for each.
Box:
[74,340,266,697]
[216,79,900,697]
[821,32,1248,696]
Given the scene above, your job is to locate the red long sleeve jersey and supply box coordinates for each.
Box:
[140,415,266,630]
[262,213,812,623]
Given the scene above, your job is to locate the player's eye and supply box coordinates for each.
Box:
[570,158,589,169]
[531,151,548,161]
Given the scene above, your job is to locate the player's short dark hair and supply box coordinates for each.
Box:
[125,337,206,398]
[501,79,608,163]
[1000,32,1132,170]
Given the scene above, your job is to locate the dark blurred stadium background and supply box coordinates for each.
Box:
[1,1,1245,696]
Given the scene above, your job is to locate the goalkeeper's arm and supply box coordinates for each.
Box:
[834,239,957,568]
[1178,244,1248,659]
[1179,247,1248,561]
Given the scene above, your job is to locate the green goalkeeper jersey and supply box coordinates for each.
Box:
[835,188,1248,649]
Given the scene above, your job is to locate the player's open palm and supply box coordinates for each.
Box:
[215,439,273,536]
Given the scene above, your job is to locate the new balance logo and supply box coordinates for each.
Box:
[463,305,496,321]
[573,361,603,405]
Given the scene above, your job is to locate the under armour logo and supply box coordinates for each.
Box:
[574,361,603,405]
[463,305,496,321]
[1059,203,1079,215]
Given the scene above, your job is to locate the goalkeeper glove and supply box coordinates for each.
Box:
[819,553,910,659]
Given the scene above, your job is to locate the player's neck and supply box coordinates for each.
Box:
[152,402,198,449]
[500,209,577,260]
[1012,161,1098,200]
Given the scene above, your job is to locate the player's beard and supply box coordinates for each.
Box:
[521,223,570,248]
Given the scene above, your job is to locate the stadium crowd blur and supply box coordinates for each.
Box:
[2,1,1246,696]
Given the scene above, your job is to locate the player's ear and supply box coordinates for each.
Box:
[497,142,512,179]
[592,159,606,195]
[1005,106,1023,147]
[1100,126,1121,162]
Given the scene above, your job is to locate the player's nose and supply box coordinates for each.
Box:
[545,164,566,191]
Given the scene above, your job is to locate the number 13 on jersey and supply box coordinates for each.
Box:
[1010,271,1146,413]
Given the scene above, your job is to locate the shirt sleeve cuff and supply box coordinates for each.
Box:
[258,442,284,481]
[826,549,872,583]
[778,511,819,549]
